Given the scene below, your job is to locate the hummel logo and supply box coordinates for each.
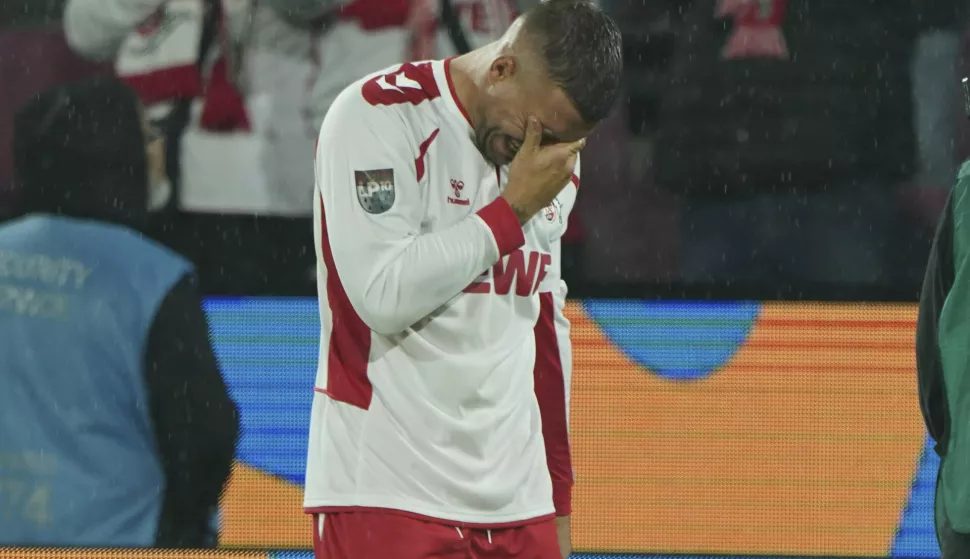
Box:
[448,179,469,206]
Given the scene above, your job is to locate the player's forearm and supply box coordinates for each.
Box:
[337,199,524,336]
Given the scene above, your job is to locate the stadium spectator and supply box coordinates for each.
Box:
[305,1,621,558]
[654,0,918,285]
[61,0,353,293]
[0,78,238,547]
[61,0,351,213]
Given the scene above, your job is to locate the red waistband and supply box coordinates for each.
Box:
[304,505,555,530]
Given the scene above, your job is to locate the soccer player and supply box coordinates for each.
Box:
[304,1,622,558]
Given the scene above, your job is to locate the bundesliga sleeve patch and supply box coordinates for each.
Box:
[354,169,396,214]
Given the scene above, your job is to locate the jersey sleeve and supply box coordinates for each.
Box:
[532,161,578,516]
[315,95,525,336]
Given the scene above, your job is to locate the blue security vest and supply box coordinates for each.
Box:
[0,214,191,546]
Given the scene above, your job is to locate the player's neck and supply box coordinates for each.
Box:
[448,52,490,130]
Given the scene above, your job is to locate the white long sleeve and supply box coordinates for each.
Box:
[314,91,526,336]
[63,0,167,60]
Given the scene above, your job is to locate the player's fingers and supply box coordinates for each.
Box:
[564,151,578,170]
[521,116,541,153]
[567,138,587,154]
[550,138,585,161]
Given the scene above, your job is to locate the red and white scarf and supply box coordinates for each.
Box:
[114,0,250,131]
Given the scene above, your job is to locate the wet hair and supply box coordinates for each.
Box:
[521,0,623,123]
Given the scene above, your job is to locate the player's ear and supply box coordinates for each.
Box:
[488,55,517,83]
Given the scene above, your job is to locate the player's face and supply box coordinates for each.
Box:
[476,58,592,166]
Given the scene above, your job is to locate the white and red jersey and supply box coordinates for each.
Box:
[304,58,577,526]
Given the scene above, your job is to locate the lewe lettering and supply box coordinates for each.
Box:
[463,250,551,296]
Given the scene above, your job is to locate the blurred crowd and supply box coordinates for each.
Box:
[1,0,968,299]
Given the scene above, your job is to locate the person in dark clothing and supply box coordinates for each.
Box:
[0,78,238,548]
[654,0,921,285]
[917,161,970,559]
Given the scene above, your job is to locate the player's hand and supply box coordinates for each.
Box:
[502,117,585,225]
[555,515,572,558]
